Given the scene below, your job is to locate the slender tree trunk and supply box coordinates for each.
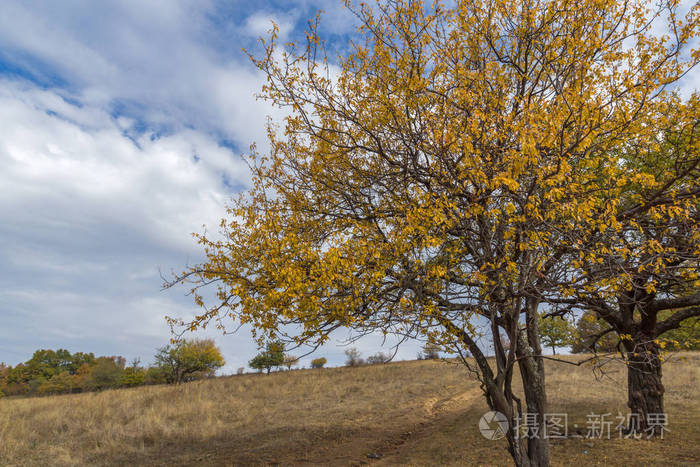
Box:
[626,337,664,435]
[516,332,549,466]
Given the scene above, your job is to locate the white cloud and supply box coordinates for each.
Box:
[0,0,360,368]
[244,11,298,41]
[0,79,249,363]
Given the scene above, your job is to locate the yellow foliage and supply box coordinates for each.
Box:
[165,0,699,357]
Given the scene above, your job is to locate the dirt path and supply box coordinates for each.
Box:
[363,387,484,465]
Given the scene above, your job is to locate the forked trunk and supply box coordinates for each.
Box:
[502,395,549,467]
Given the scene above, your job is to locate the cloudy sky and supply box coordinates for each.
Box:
[2,1,697,373]
[0,0,427,372]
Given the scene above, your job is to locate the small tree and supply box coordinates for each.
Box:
[236,367,245,375]
[120,359,146,387]
[154,338,225,384]
[538,313,575,355]
[248,341,285,374]
[421,343,441,360]
[344,348,364,367]
[282,354,298,370]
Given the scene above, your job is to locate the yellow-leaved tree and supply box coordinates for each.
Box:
[166,1,698,465]
[542,95,700,434]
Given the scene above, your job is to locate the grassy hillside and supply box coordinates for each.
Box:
[1,353,698,466]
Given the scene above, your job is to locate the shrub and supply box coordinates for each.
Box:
[310,357,327,369]
[367,352,391,365]
[84,357,125,390]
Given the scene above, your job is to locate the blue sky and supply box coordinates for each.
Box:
[0,0,427,372]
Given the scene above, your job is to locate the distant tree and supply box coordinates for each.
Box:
[154,338,225,384]
[421,343,441,360]
[71,363,90,391]
[571,311,620,354]
[84,356,125,390]
[145,366,167,385]
[367,352,391,365]
[282,354,298,370]
[310,357,327,369]
[2,381,28,397]
[12,349,96,387]
[70,352,97,372]
[538,313,576,355]
[120,367,146,387]
[249,341,285,374]
[661,313,700,350]
[344,348,364,367]
[37,371,76,395]
[120,359,146,387]
[236,367,245,375]
[0,363,7,397]
[249,354,267,373]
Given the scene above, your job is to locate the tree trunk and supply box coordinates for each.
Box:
[516,348,550,465]
[626,339,665,435]
[519,299,550,467]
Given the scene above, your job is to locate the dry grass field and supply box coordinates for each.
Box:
[1,353,699,466]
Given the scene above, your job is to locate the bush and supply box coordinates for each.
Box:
[145,366,167,385]
[367,352,391,365]
[310,357,327,369]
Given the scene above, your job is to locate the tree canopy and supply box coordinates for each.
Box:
[166,1,699,465]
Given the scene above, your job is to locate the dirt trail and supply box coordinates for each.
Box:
[363,386,484,465]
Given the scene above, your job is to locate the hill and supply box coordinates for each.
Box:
[1,353,698,465]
